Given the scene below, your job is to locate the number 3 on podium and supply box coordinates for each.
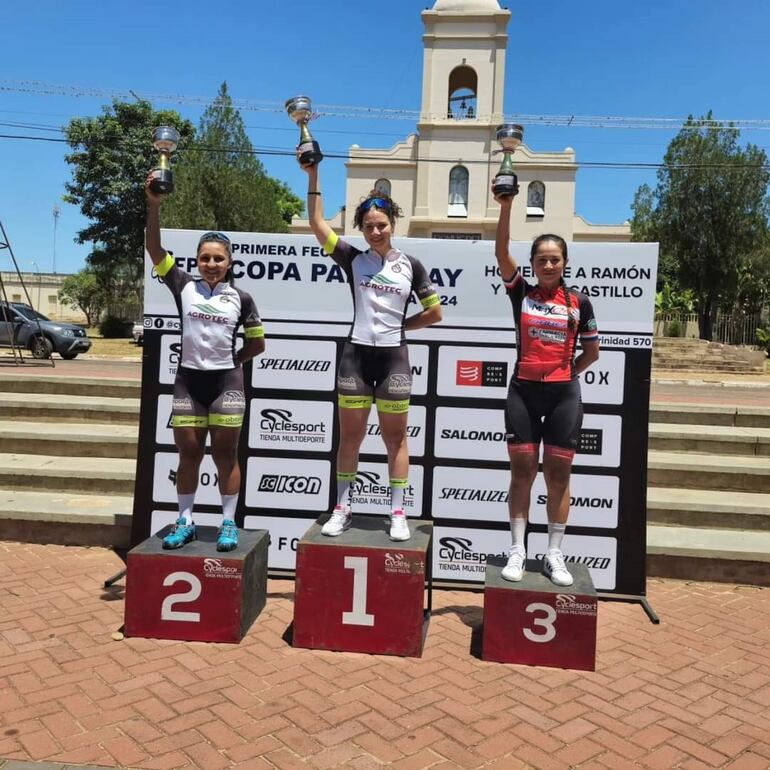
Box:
[523,601,556,643]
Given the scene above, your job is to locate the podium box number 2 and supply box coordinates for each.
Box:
[293,518,432,657]
[125,527,269,643]
[482,559,597,671]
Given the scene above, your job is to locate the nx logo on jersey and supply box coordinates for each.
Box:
[258,475,322,494]
[455,360,508,387]
[437,536,507,575]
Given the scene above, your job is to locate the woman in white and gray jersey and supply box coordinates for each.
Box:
[300,161,442,541]
[145,174,265,552]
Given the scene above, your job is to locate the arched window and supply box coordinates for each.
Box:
[527,181,545,217]
[448,166,469,217]
[373,178,391,197]
[447,65,478,120]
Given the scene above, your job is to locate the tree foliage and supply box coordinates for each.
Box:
[58,267,107,326]
[161,83,302,232]
[631,112,770,339]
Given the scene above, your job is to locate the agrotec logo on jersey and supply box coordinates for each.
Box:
[455,360,508,387]
[187,302,230,325]
[360,272,403,295]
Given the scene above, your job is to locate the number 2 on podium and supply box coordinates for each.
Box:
[342,556,375,627]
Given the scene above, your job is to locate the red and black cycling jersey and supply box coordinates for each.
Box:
[504,269,598,382]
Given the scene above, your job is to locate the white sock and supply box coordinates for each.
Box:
[221,493,238,523]
[510,517,526,553]
[336,472,356,509]
[178,492,195,525]
[548,522,567,552]
[390,482,407,513]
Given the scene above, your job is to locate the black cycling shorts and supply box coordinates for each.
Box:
[504,378,583,457]
[336,342,411,413]
[171,366,245,428]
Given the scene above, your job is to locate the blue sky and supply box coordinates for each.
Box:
[1,0,768,275]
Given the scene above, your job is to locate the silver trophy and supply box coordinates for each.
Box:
[286,95,323,166]
[492,123,524,198]
[150,126,181,194]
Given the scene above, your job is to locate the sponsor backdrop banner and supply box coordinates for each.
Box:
[132,230,657,597]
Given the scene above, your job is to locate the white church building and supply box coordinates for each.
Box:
[291,0,630,243]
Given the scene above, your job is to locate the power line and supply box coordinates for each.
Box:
[3,79,770,131]
[1,131,769,172]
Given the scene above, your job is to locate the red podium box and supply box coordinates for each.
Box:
[482,558,597,671]
[124,527,268,643]
[293,517,432,657]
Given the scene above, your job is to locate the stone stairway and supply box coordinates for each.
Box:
[653,336,766,373]
[0,373,768,585]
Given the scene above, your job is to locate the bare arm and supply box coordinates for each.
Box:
[404,302,442,331]
[236,338,265,364]
[301,163,334,249]
[575,340,600,375]
[144,174,167,266]
[493,189,518,280]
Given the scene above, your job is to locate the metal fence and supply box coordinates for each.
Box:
[655,311,765,346]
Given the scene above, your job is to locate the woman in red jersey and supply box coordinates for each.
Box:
[493,189,600,586]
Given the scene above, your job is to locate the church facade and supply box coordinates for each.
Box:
[291,0,630,243]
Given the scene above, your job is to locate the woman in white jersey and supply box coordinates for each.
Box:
[301,161,442,541]
[145,174,265,552]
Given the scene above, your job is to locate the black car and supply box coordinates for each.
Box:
[0,302,92,359]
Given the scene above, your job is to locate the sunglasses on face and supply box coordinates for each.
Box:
[198,231,231,246]
[359,197,392,213]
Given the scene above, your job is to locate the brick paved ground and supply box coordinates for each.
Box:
[1,543,769,769]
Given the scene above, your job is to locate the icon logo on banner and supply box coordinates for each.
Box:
[554,593,596,616]
[455,360,508,388]
[578,429,603,455]
[257,475,322,494]
[437,536,507,575]
[203,558,240,579]
[351,471,415,509]
[258,408,327,445]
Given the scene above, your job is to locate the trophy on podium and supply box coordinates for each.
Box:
[286,95,323,166]
[149,126,180,194]
[492,123,524,198]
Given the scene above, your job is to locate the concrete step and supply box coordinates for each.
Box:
[0,420,138,459]
[0,392,139,424]
[0,374,140,399]
[649,423,770,456]
[650,402,770,429]
[647,486,770,530]
[0,453,135,494]
[0,489,132,548]
[647,524,770,586]
[648,450,770,493]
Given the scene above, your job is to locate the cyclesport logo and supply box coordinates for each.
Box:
[203,558,240,579]
[437,536,507,576]
[383,551,423,575]
[554,593,597,617]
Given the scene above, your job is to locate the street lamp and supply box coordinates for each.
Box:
[52,204,60,274]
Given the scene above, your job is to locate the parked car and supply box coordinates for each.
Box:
[0,301,92,359]
[132,320,144,346]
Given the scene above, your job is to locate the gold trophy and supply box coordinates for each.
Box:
[285,95,323,166]
[149,126,180,194]
[492,123,524,198]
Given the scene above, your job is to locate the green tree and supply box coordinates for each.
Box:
[58,267,107,326]
[161,82,301,232]
[630,113,770,339]
[64,101,195,290]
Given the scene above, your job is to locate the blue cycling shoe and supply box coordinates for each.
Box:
[162,518,196,549]
[217,519,239,552]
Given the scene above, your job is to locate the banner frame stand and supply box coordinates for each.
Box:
[596,592,659,624]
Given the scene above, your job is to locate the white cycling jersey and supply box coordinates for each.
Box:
[324,233,439,347]
[156,254,264,371]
